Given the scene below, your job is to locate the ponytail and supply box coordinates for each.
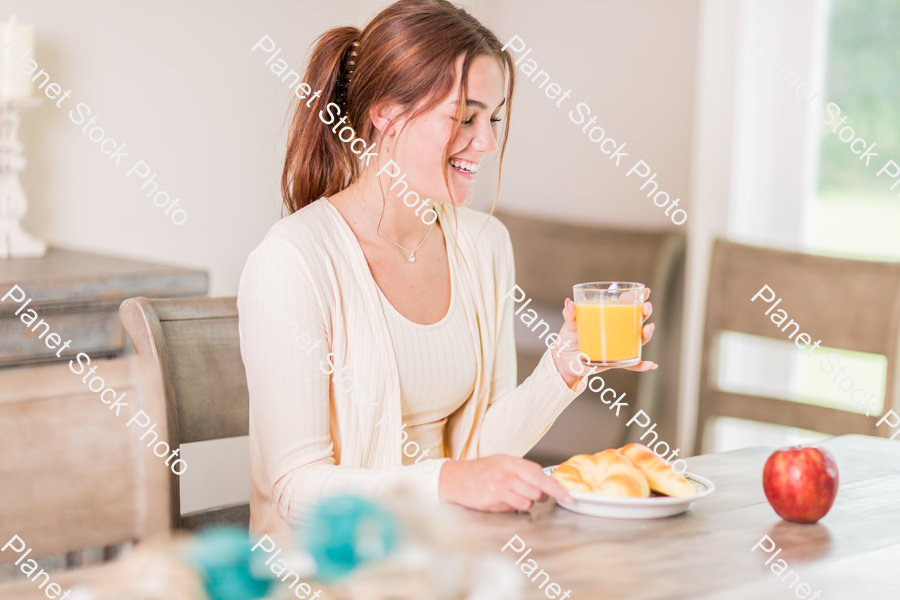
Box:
[281,27,360,214]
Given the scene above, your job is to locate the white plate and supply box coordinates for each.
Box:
[542,465,716,519]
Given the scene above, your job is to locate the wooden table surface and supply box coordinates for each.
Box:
[3,435,896,600]
[456,434,900,599]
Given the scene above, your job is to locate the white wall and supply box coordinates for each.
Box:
[679,0,740,453]
[6,0,702,510]
[473,0,700,230]
[729,0,828,249]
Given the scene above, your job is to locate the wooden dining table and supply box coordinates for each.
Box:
[455,434,900,599]
[3,434,896,600]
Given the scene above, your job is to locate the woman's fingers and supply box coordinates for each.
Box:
[642,301,653,322]
[488,499,523,513]
[625,360,658,372]
[517,463,575,504]
[622,288,651,303]
[562,298,577,331]
[502,464,563,511]
[439,456,577,513]
[634,322,658,369]
[508,477,546,503]
[496,490,534,512]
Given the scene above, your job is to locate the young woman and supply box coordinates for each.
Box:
[238,0,656,535]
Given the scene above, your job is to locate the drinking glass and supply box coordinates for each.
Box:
[573,282,645,367]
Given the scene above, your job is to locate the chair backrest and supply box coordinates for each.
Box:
[118,296,249,531]
[695,238,900,453]
[497,210,686,461]
[0,356,170,558]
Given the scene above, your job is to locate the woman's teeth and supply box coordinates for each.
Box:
[450,158,478,174]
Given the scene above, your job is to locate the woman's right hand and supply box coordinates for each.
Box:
[438,455,574,512]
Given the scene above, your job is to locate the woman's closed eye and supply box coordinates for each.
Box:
[455,115,503,125]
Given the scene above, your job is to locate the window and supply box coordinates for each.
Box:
[709,0,896,452]
[807,0,900,261]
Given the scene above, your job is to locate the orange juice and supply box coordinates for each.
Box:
[575,302,642,363]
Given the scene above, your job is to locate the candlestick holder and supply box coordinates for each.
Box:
[0,97,45,258]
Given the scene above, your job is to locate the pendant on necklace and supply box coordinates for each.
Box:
[408,254,416,263]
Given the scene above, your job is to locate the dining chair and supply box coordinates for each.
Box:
[497,209,686,465]
[0,356,170,595]
[694,238,900,454]
[119,296,250,531]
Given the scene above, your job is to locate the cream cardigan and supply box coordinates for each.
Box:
[237,198,588,535]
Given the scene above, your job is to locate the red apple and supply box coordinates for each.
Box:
[762,446,839,524]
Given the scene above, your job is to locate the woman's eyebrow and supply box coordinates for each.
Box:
[450,97,507,110]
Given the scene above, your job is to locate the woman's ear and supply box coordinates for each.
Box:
[369,102,402,137]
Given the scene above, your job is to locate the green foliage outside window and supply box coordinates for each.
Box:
[819,0,900,194]
[811,0,900,261]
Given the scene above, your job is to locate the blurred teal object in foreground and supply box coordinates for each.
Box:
[303,496,398,580]
[184,527,275,600]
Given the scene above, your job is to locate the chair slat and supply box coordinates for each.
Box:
[712,391,876,436]
[695,239,900,454]
[152,297,239,321]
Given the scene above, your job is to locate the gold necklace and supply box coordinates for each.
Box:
[347,187,434,263]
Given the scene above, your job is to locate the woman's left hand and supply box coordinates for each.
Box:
[551,287,657,389]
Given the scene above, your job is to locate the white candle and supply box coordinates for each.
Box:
[0,15,35,99]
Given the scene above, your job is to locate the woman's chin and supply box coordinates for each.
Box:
[426,186,474,208]
[444,192,475,209]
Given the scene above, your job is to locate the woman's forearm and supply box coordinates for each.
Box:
[476,349,582,457]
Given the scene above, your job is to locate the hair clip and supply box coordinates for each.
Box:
[339,41,360,109]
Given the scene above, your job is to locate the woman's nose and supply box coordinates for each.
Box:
[470,120,498,155]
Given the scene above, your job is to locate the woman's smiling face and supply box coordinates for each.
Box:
[384,54,507,208]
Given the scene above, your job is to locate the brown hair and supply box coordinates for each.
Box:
[281,0,515,215]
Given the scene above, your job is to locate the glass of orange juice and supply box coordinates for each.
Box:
[573,282,644,367]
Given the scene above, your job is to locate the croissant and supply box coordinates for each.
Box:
[552,450,650,497]
[617,443,696,497]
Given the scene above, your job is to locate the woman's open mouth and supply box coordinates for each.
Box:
[450,157,479,178]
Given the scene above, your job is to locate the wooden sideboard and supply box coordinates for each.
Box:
[0,247,208,369]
